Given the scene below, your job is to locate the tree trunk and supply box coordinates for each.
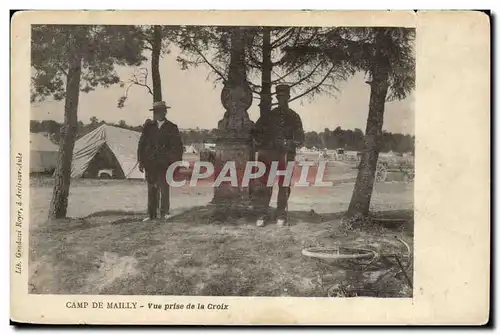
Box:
[151,25,163,102]
[48,50,83,219]
[346,65,389,219]
[259,27,272,117]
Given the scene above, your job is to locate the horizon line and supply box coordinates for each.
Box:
[29,119,416,137]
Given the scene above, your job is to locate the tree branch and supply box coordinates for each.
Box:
[271,27,296,49]
[271,54,287,67]
[187,37,228,82]
[247,49,263,68]
[270,58,312,84]
[288,60,325,89]
[245,80,261,95]
[301,30,320,46]
[119,68,154,97]
[57,65,68,77]
[131,80,153,96]
[287,64,337,103]
[138,31,154,51]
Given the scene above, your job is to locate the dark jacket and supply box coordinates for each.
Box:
[137,119,183,169]
[251,107,305,154]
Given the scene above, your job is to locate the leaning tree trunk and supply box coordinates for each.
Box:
[48,52,83,219]
[151,25,163,102]
[345,65,389,219]
[259,27,272,117]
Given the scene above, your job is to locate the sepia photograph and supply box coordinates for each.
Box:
[10,10,490,325]
[28,23,415,298]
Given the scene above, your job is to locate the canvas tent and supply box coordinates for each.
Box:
[30,133,59,173]
[71,124,145,179]
[297,146,309,153]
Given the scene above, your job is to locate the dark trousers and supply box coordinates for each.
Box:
[251,150,293,220]
[145,166,170,219]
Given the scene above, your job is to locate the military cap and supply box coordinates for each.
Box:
[275,84,291,96]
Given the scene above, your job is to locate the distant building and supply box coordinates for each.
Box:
[203,143,216,151]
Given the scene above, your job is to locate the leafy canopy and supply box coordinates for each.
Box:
[282,27,415,101]
[31,25,147,103]
[175,26,352,104]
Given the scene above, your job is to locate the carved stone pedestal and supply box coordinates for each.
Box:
[210,131,254,222]
[209,27,255,223]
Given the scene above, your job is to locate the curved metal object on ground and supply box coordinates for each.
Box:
[302,246,377,261]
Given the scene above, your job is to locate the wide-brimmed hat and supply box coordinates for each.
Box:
[149,101,171,111]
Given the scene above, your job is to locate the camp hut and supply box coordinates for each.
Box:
[30,133,59,173]
[70,124,144,179]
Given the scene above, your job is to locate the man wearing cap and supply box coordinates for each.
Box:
[250,84,305,227]
[137,101,183,221]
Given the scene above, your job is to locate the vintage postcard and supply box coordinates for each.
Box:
[10,10,490,325]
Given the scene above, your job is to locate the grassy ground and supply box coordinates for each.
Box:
[29,164,414,297]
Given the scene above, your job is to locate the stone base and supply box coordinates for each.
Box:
[210,135,255,222]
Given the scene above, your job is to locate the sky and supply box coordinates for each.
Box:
[31,47,414,135]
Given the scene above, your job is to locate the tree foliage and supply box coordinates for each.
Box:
[117,25,182,108]
[31,25,147,103]
[282,27,415,102]
[174,26,351,106]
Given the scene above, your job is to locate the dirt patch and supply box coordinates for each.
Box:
[82,252,139,294]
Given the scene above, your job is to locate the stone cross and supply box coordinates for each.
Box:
[211,27,255,222]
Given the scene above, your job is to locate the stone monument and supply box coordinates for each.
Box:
[211,27,255,222]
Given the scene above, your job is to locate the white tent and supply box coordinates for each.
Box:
[71,124,145,179]
[297,146,309,153]
[203,143,216,150]
[30,133,59,173]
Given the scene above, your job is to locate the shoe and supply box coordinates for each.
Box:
[142,217,154,222]
[163,214,172,221]
[276,218,286,227]
[256,219,265,227]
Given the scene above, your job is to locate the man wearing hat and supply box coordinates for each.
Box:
[137,101,183,221]
[250,84,305,227]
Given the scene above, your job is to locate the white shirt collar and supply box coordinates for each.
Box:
[157,120,165,128]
